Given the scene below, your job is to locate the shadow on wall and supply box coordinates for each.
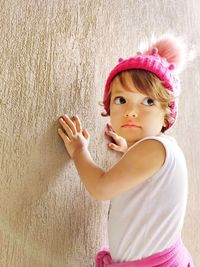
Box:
[0,120,97,266]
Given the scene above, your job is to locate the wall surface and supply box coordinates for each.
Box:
[0,0,199,266]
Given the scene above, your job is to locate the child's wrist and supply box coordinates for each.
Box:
[72,147,89,160]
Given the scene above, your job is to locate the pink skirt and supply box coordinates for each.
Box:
[95,237,194,267]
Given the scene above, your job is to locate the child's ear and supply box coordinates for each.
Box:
[163,115,168,127]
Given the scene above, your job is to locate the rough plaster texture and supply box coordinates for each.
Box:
[0,0,199,266]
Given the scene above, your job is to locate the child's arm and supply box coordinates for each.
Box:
[72,138,166,201]
[97,139,166,200]
[73,149,105,199]
[57,114,105,199]
[58,114,166,201]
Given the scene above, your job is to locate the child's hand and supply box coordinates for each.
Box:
[105,123,128,154]
[57,114,90,159]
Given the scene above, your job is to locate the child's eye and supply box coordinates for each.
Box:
[143,97,154,106]
[114,96,126,105]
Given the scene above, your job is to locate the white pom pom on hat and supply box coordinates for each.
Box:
[138,32,194,74]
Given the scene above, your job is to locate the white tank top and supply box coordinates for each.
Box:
[107,134,188,262]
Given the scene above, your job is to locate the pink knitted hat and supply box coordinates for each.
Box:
[103,35,185,130]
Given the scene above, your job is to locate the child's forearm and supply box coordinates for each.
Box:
[73,148,105,199]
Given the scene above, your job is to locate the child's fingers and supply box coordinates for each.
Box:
[73,115,82,132]
[58,116,75,138]
[62,115,76,135]
[107,123,113,130]
[108,142,121,151]
[82,128,90,141]
[106,130,119,141]
[57,128,70,142]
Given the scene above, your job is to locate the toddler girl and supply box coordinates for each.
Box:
[57,34,195,266]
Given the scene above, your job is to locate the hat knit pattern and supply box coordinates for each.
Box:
[103,36,185,130]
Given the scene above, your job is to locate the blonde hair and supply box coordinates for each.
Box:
[99,69,177,133]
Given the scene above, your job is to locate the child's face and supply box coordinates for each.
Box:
[109,74,166,147]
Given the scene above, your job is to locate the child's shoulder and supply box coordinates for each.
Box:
[130,133,176,149]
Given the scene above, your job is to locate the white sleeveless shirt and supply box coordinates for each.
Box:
[107,134,188,262]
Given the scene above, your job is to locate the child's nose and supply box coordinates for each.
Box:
[124,111,138,118]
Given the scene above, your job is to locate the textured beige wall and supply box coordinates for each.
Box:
[0,0,199,266]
